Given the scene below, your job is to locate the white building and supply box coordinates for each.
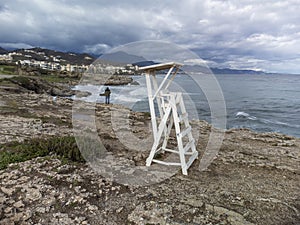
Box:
[0,54,13,62]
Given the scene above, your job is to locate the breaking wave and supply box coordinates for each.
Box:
[235,111,300,129]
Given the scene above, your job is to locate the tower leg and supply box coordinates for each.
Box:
[146,106,172,166]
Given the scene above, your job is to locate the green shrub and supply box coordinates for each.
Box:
[0,136,85,170]
[0,65,17,75]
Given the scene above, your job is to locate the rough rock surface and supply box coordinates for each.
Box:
[0,80,299,225]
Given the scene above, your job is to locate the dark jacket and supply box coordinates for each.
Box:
[104,88,111,96]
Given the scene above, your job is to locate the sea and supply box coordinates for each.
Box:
[73,73,300,138]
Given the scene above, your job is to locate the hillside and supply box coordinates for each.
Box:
[14,48,95,65]
[0,47,8,54]
[0,47,96,65]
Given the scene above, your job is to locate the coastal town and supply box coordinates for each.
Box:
[0,47,138,75]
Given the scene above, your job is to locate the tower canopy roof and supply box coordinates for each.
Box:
[139,62,183,73]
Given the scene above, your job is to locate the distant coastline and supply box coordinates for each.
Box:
[1,47,299,76]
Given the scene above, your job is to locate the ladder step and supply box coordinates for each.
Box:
[162,148,180,154]
[183,139,195,153]
[152,159,181,166]
[179,113,188,122]
[178,126,192,138]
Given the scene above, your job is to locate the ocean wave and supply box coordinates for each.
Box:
[235,111,300,128]
[113,95,143,103]
[235,111,257,120]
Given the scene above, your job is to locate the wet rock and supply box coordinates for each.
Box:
[130,80,139,85]
[75,90,91,98]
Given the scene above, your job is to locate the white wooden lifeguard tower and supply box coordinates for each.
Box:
[139,62,198,175]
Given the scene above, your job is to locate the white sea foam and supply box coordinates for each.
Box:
[236,111,257,120]
[113,95,142,103]
[235,111,299,130]
[236,111,249,117]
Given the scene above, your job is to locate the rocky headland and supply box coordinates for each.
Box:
[0,75,299,225]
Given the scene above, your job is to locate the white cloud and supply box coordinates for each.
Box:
[0,0,299,73]
[184,58,216,67]
[83,43,111,55]
[0,42,33,49]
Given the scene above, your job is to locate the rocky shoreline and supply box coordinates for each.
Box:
[0,76,299,224]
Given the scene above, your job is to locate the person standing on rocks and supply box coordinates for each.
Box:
[104,87,111,104]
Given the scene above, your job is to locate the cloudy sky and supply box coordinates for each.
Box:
[0,0,300,73]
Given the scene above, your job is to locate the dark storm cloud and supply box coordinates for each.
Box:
[0,0,300,73]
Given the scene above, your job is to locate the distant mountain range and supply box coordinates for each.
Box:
[97,51,270,74]
[100,51,146,64]
[210,67,266,74]
[0,47,273,74]
[0,47,8,54]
